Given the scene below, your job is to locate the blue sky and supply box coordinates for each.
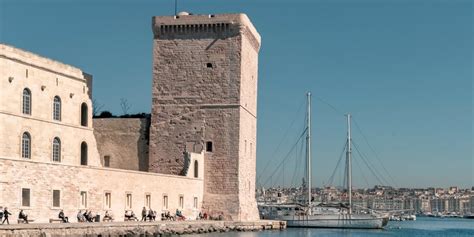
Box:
[1,0,472,188]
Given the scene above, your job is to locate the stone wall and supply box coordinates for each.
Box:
[0,157,203,223]
[0,44,100,167]
[93,118,149,171]
[149,13,261,221]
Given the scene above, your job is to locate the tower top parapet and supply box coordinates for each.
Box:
[152,13,260,50]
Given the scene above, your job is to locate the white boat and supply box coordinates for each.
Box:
[259,92,389,229]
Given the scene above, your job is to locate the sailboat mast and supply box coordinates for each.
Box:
[307,92,312,209]
[346,114,352,214]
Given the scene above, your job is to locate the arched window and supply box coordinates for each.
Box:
[22,88,31,115]
[53,96,61,121]
[21,132,31,159]
[194,160,199,178]
[80,142,88,165]
[80,103,88,126]
[52,137,61,162]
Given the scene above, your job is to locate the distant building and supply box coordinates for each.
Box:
[471,195,474,213]
[430,198,447,213]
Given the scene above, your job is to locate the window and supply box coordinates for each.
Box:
[22,188,30,207]
[80,103,88,126]
[22,88,31,115]
[193,197,198,209]
[104,156,110,167]
[80,191,87,208]
[53,190,61,207]
[145,194,151,209]
[80,142,88,165]
[22,132,31,159]
[194,160,199,178]
[105,192,112,209]
[53,96,61,121]
[126,193,132,210]
[163,195,168,210]
[206,63,213,68]
[179,195,184,209]
[52,137,61,162]
[206,141,213,152]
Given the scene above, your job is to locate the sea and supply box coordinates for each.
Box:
[187,217,474,237]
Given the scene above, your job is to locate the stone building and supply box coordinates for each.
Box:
[0,12,260,223]
[149,13,260,221]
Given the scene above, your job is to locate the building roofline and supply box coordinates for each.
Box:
[0,43,89,82]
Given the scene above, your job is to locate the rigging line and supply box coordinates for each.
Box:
[352,117,398,187]
[262,128,308,187]
[327,140,347,186]
[352,141,388,186]
[257,96,306,184]
[352,140,393,187]
[314,96,344,116]
[294,140,306,188]
[353,151,371,188]
[290,136,304,187]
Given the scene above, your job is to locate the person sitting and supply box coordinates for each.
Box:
[18,210,28,224]
[103,211,114,222]
[77,210,84,222]
[203,212,208,220]
[124,210,131,220]
[89,210,96,222]
[125,210,138,221]
[130,211,138,221]
[83,210,94,222]
[164,211,174,221]
[197,212,203,220]
[141,207,147,221]
[58,210,68,223]
[175,209,186,221]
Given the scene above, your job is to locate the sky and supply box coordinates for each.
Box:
[1,0,472,188]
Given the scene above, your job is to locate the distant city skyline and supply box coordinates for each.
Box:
[1,0,472,188]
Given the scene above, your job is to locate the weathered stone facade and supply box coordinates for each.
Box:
[93,118,150,171]
[0,44,203,223]
[0,44,100,167]
[149,13,260,220]
[0,158,203,223]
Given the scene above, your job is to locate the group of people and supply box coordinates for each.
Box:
[141,207,157,221]
[159,209,189,221]
[197,211,208,220]
[77,210,96,222]
[0,206,203,225]
[0,207,27,225]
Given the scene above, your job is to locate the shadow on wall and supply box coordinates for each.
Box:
[138,118,150,172]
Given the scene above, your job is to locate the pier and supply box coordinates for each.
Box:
[0,220,287,236]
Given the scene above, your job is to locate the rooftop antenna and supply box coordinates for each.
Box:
[174,0,178,16]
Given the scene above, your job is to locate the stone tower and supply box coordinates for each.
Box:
[149,13,261,221]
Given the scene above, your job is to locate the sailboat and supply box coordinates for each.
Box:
[258,92,389,229]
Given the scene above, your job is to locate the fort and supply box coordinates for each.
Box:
[0,12,260,224]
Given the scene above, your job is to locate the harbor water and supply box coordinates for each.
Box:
[189,217,474,237]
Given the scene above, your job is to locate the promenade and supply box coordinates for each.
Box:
[0,220,286,236]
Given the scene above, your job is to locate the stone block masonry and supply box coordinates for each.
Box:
[149,13,261,221]
[93,118,150,171]
[0,158,203,224]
